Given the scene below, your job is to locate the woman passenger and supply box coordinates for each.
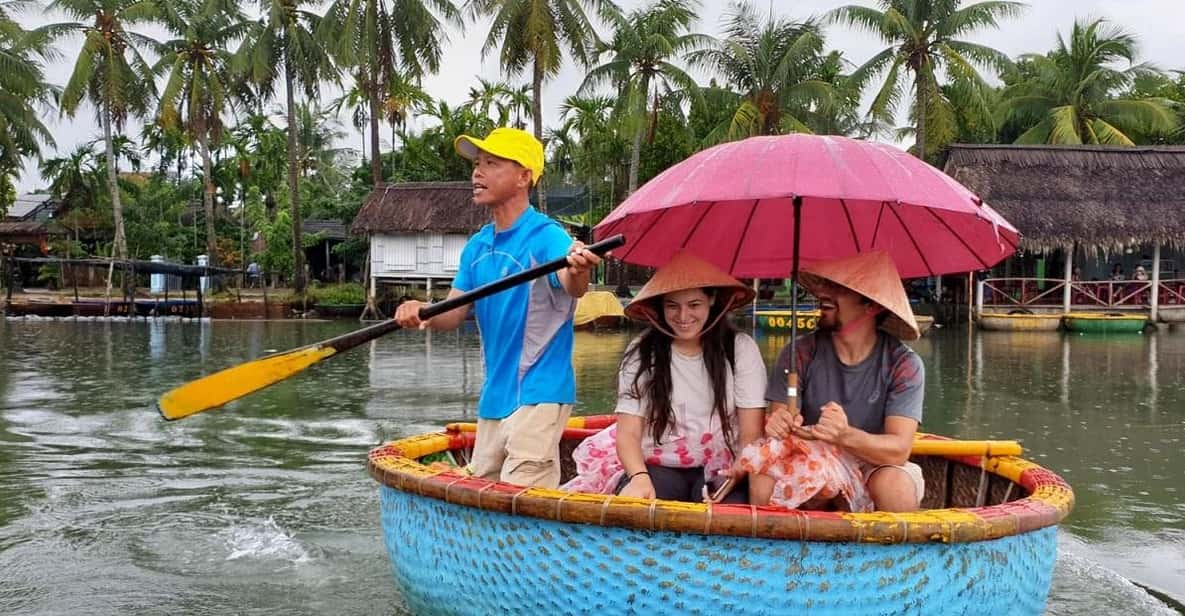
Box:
[562,251,766,503]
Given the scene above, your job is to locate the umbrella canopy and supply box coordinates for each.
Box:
[594,134,1019,280]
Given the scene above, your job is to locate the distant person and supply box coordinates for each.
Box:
[246,262,261,288]
[394,127,602,489]
[1134,266,1149,282]
[614,280,633,299]
[1110,264,1124,281]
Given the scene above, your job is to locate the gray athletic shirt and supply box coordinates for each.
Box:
[765,331,924,434]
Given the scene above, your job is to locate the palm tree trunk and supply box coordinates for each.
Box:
[627,74,651,195]
[102,107,128,260]
[915,74,926,160]
[200,131,217,266]
[532,58,547,213]
[368,78,383,186]
[285,57,306,294]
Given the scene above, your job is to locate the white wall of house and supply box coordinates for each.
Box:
[370,232,469,280]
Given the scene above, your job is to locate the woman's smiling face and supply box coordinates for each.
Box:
[662,288,713,342]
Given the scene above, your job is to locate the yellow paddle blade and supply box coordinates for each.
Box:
[911,439,1022,457]
[158,345,338,421]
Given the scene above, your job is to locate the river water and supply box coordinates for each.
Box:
[0,318,1182,614]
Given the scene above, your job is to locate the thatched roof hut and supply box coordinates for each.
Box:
[351,181,486,236]
[944,144,1185,251]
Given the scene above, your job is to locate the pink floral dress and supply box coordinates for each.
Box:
[561,423,734,494]
[737,435,873,512]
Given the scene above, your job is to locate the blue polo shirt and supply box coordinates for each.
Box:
[452,207,577,420]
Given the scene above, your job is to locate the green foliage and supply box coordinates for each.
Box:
[831,0,1024,158]
[307,282,366,304]
[688,4,848,143]
[998,18,1178,145]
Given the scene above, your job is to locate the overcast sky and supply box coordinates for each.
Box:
[13,0,1185,192]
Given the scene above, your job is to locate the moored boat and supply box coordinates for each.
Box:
[1063,312,1148,333]
[369,416,1073,615]
[977,311,1063,332]
[916,314,934,335]
[573,291,627,331]
[754,309,820,333]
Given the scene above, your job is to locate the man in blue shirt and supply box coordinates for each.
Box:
[394,127,601,488]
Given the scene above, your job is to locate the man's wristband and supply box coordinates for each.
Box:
[628,470,650,481]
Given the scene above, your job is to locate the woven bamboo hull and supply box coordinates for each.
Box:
[1063,313,1147,333]
[916,314,934,334]
[370,418,1072,615]
[977,313,1062,331]
[754,309,820,333]
[379,488,1057,615]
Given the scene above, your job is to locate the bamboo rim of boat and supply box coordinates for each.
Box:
[367,416,1073,545]
[977,312,1063,319]
[1063,312,1148,321]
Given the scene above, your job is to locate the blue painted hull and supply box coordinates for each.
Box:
[379,486,1057,615]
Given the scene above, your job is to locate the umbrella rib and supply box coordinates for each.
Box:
[619,208,671,263]
[839,198,861,252]
[885,202,935,276]
[922,207,991,270]
[869,202,887,248]
[728,199,761,274]
[678,201,715,250]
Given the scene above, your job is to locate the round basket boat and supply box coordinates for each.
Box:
[754,309,820,333]
[977,312,1063,332]
[369,416,1073,615]
[915,314,934,335]
[1063,312,1148,334]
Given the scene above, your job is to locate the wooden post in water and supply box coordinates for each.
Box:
[1151,243,1161,323]
[1062,243,1073,314]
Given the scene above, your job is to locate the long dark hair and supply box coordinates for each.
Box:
[622,288,738,449]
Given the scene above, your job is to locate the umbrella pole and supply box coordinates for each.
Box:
[787,196,803,421]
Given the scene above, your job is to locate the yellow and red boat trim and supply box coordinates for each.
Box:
[368,421,1073,544]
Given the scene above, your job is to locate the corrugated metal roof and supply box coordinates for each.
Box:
[7,193,53,220]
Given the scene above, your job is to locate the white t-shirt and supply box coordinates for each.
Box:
[616,333,768,449]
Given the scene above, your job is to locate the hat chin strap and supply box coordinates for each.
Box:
[644,296,738,342]
[835,304,884,339]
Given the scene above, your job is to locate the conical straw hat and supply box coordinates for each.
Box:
[625,250,755,324]
[798,251,920,341]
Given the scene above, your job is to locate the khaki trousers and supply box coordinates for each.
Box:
[470,403,572,488]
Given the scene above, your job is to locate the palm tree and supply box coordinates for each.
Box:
[998,19,1178,145]
[830,0,1023,159]
[43,0,159,260]
[156,0,248,266]
[581,0,705,194]
[234,0,337,293]
[1,1,56,205]
[463,0,617,212]
[689,4,842,143]
[463,78,513,124]
[318,0,460,186]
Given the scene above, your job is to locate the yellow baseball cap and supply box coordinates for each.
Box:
[454,127,545,185]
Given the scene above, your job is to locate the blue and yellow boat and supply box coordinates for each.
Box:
[754,308,820,333]
[369,416,1073,615]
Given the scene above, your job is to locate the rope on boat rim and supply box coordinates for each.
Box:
[475,482,497,511]
[554,491,571,520]
[510,486,530,517]
[599,495,614,526]
[444,476,466,505]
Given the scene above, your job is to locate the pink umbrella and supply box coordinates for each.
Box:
[593,134,1018,279]
[593,134,1019,427]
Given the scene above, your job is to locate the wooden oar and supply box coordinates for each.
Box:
[158,234,626,421]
